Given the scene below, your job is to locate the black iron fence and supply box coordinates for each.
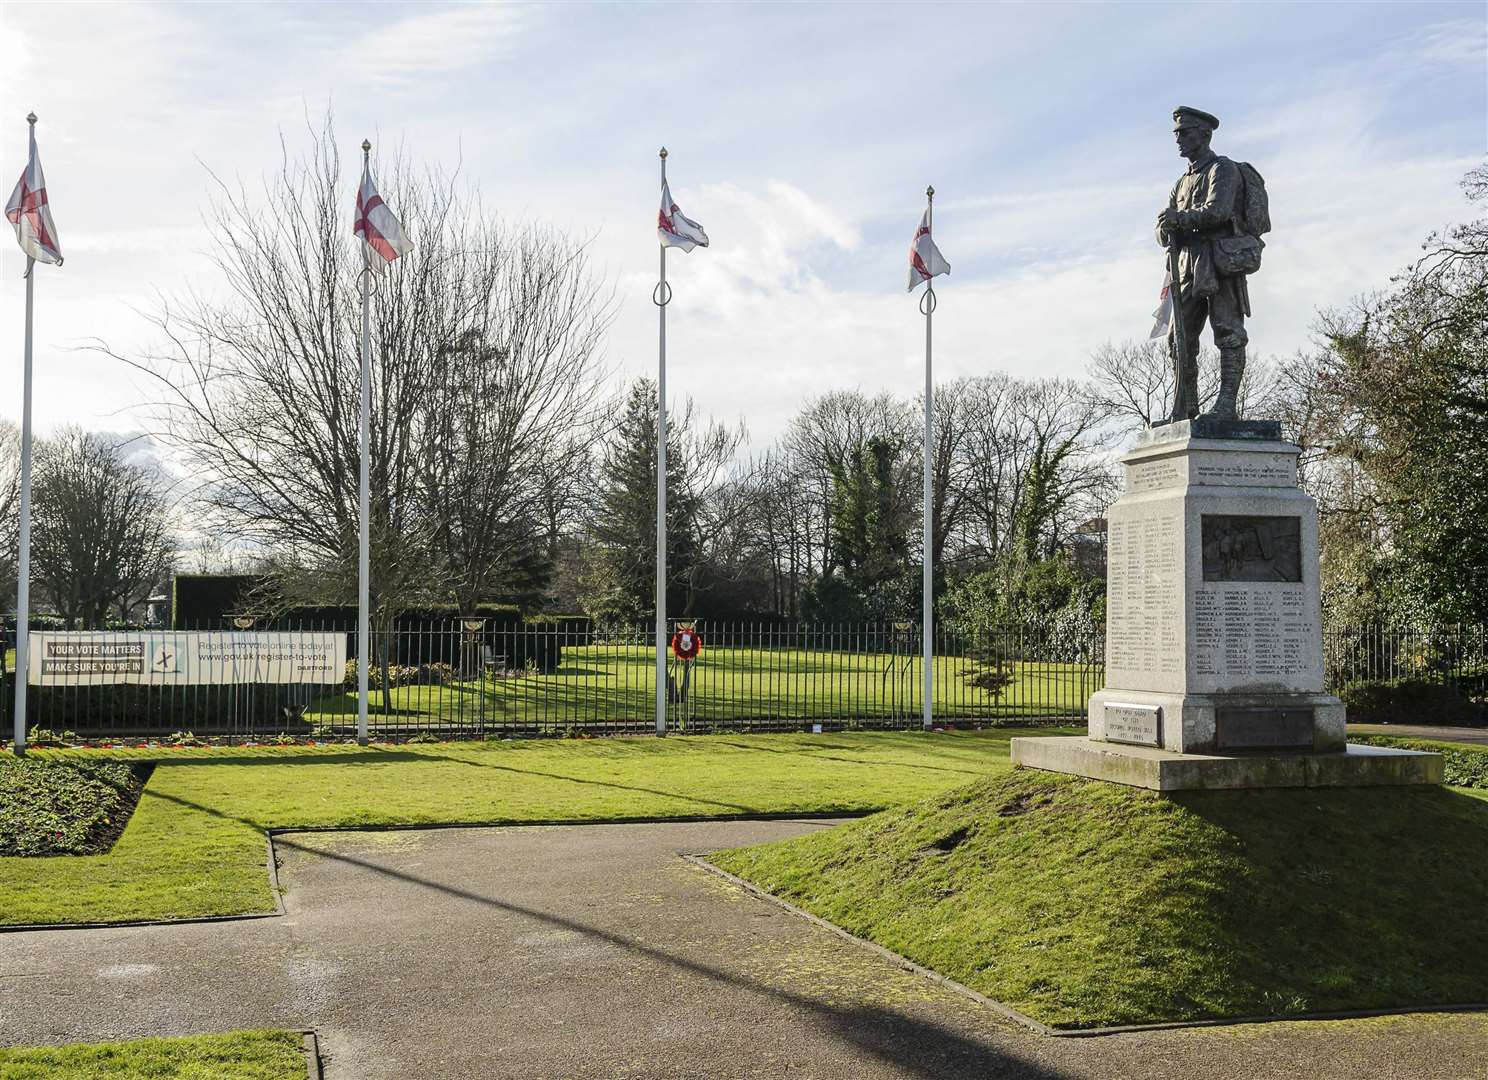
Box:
[1,620,1102,740]
[2,620,1482,742]
[1322,623,1488,698]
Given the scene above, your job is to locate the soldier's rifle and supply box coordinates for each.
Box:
[1164,204,1192,420]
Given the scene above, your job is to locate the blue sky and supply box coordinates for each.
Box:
[2,1,1483,448]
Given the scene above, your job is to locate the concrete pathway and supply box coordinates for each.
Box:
[1350,723,1488,746]
[0,820,1484,1079]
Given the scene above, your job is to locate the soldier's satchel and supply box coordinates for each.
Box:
[1213,160,1269,275]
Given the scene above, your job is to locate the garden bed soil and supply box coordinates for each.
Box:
[0,757,152,857]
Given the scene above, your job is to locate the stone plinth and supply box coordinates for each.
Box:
[1015,418,1441,790]
[1090,421,1344,754]
[1010,737,1444,792]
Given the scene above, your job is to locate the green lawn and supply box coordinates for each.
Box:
[0,1030,305,1080]
[0,728,1073,926]
[304,645,1099,729]
[712,769,1488,1028]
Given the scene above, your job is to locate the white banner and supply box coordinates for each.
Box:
[28,632,347,686]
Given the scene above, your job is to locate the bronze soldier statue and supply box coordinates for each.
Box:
[1156,107,1267,423]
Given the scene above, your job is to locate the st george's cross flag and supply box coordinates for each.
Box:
[658,179,708,252]
[1148,266,1174,339]
[906,208,948,291]
[6,125,62,265]
[353,161,412,267]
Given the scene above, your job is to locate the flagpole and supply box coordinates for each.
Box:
[654,147,669,736]
[11,112,40,757]
[921,185,935,732]
[357,138,372,747]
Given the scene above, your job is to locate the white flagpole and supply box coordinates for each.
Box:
[357,138,372,747]
[921,185,935,732]
[654,147,669,736]
[12,112,39,757]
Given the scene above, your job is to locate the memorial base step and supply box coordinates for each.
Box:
[1009,736,1444,792]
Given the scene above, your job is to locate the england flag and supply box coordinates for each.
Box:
[353,162,412,266]
[658,179,708,252]
[6,122,62,266]
[1148,267,1174,339]
[907,208,948,291]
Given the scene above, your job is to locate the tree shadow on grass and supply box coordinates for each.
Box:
[141,751,766,823]
[707,740,988,777]
[148,750,430,768]
[272,834,1068,1079]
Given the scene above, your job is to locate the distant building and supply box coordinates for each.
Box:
[1072,518,1107,578]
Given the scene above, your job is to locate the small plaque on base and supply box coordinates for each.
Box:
[1104,703,1162,747]
[1216,707,1313,750]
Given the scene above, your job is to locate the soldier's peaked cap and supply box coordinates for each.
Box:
[1172,106,1219,132]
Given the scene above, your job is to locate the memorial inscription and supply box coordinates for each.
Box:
[1201,514,1301,582]
[1190,458,1295,487]
[1107,514,1183,679]
[1126,458,1183,493]
[1103,703,1162,746]
[1194,584,1310,681]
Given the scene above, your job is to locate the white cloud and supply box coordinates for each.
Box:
[0,1,1480,459]
[337,4,530,87]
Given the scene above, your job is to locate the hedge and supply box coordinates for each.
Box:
[1339,679,1483,727]
[1350,734,1488,790]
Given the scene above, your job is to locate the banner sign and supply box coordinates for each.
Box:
[28,632,347,686]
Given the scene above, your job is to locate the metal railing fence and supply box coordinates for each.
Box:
[0,619,1102,740]
[1322,623,1488,698]
[3,620,1482,741]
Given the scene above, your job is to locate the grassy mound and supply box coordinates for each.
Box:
[711,769,1488,1028]
[0,757,147,857]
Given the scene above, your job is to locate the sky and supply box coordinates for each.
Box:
[1,1,1484,452]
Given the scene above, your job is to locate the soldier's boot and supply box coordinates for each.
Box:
[1169,354,1200,423]
[1206,347,1245,420]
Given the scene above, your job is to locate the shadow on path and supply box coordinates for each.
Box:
[273,834,1066,1080]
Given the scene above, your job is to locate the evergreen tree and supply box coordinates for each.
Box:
[804,435,914,620]
[582,380,700,623]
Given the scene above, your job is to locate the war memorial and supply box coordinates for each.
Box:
[1013,108,1443,789]
[1,59,1483,1075]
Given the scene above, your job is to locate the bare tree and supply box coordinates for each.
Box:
[0,420,18,610]
[30,428,174,628]
[782,389,913,578]
[951,375,1114,565]
[94,115,610,628]
[1085,338,1281,436]
[422,226,612,614]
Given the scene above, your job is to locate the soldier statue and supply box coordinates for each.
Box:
[1156,107,1268,423]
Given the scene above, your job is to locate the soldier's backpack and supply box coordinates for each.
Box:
[1235,161,1270,236]
[1214,159,1270,275]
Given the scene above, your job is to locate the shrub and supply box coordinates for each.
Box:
[340,659,456,690]
[25,684,291,733]
[1340,679,1483,727]
[25,727,78,748]
[1349,735,1488,789]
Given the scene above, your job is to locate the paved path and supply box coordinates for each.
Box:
[1,820,1484,1079]
[1351,723,1488,746]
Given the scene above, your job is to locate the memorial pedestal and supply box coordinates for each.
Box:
[1014,419,1440,790]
